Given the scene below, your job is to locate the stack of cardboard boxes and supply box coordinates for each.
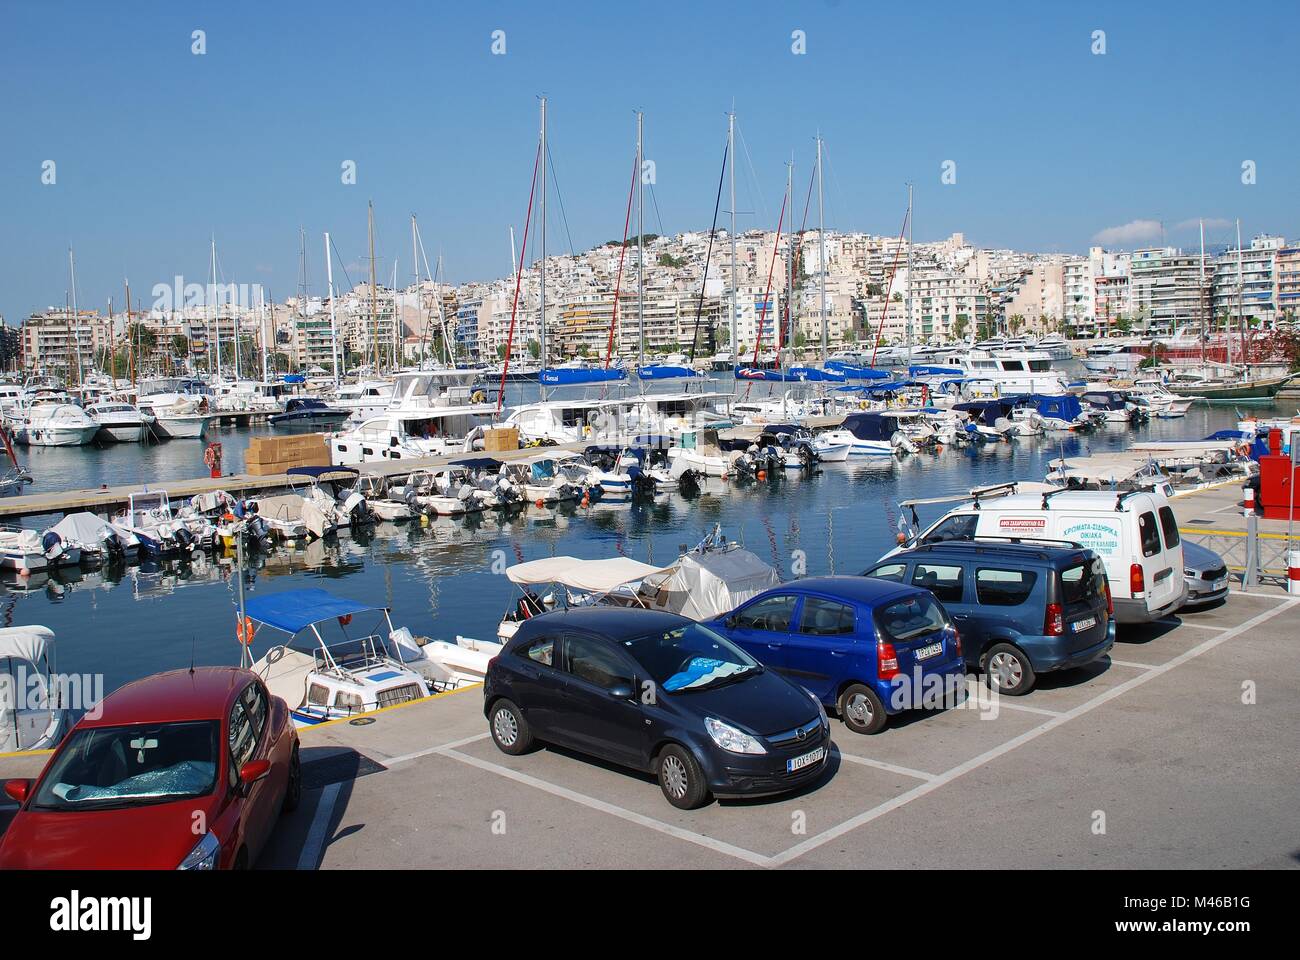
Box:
[244,434,332,476]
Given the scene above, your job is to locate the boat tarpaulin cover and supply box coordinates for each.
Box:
[0,625,55,664]
[50,512,117,546]
[505,556,666,593]
[639,547,780,621]
[245,588,380,633]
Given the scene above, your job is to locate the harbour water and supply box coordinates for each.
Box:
[2,384,1271,697]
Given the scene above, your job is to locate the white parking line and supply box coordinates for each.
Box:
[386,732,490,767]
[1107,658,1159,671]
[1157,619,1226,631]
[438,747,772,867]
[768,598,1298,867]
[834,752,937,781]
[297,781,341,871]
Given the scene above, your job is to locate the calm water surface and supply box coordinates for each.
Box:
[3,375,1275,695]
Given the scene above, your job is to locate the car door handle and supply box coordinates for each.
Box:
[766,643,781,650]
[952,613,970,620]
[830,649,847,657]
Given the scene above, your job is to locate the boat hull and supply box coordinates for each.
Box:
[152,415,212,439]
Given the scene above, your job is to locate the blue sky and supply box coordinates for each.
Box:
[2,0,1296,324]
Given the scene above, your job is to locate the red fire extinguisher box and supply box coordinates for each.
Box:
[1258,429,1299,520]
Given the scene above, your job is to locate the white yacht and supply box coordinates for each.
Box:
[13,402,101,446]
[136,377,216,439]
[332,380,395,422]
[86,400,153,442]
[1082,341,1145,374]
[928,347,1072,395]
[329,369,495,465]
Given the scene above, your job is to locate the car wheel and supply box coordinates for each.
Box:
[657,744,710,810]
[983,642,1036,696]
[489,699,534,755]
[281,744,302,814]
[838,683,888,735]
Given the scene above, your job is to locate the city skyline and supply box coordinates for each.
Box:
[3,1,1298,326]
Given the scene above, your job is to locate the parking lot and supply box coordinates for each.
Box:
[212,589,1297,869]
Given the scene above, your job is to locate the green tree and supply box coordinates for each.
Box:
[951,315,969,341]
[527,339,541,360]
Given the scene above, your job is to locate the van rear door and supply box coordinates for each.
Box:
[1138,508,1180,611]
[1058,555,1110,652]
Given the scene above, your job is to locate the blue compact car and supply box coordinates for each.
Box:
[709,577,966,735]
[484,608,831,809]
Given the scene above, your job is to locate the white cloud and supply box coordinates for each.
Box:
[1174,217,1232,232]
[1092,219,1164,246]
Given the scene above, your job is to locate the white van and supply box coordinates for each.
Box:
[893,484,1187,624]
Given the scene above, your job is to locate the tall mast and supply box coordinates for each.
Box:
[325,231,339,386]
[259,286,269,383]
[817,134,827,361]
[906,183,914,352]
[125,278,134,388]
[210,235,219,381]
[1236,218,1245,369]
[783,160,792,374]
[68,247,82,386]
[637,109,645,369]
[539,96,547,395]
[1199,219,1206,365]
[412,214,422,368]
[728,111,737,357]
[368,201,379,375]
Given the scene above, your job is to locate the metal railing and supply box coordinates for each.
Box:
[1179,515,1295,590]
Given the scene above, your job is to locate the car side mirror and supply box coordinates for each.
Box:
[607,683,635,700]
[239,759,271,789]
[3,779,31,804]
[725,615,738,629]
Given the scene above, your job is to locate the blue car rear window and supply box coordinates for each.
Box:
[874,595,948,643]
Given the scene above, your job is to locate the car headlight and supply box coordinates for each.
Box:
[178,832,221,871]
[810,691,828,726]
[704,717,766,755]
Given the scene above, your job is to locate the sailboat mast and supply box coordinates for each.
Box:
[325,231,339,386]
[68,248,82,386]
[368,201,379,375]
[539,96,548,398]
[906,183,914,353]
[125,278,134,388]
[637,109,644,369]
[1199,220,1206,366]
[210,236,219,381]
[817,135,826,361]
[1236,218,1245,369]
[728,111,737,358]
[412,214,422,369]
[783,160,792,372]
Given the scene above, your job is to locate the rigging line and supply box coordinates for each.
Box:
[687,140,729,363]
[605,153,638,372]
[734,121,770,226]
[328,236,356,295]
[647,182,666,238]
[821,140,851,237]
[742,190,788,401]
[497,140,543,414]
[546,142,577,257]
[869,205,911,367]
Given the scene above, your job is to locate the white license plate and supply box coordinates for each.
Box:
[1213,578,1227,592]
[787,747,824,773]
[1072,616,1097,632]
[914,642,943,661]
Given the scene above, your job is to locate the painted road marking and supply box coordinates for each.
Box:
[298,782,341,871]
[386,732,490,767]
[438,747,771,867]
[834,751,938,781]
[1107,658,1159,671]
[768,598,1298,867]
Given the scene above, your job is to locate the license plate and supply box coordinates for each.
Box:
[914,642,943,661]
[787,747,824,773]
[1072,616,1097,632]
[1213,578,1227,592]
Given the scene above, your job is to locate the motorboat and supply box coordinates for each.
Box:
[816,412,918,456]
[1080,389,1145,425]
[245,589,432,725]
[48,512,136,565]
[136,378,216,439]
[85,400,153,442]
[348,473,414,522]
[12,402,101,446]
[1126,377,1200,418]
[666,429,737,478]
[270,397,352,431]
[0,626,70,752]
[110,490,214,557]
[499,454,588,503]
[332,380,395,422]
[1082,340,1145,374]
[0,525,81,572]
[495,554,670,641]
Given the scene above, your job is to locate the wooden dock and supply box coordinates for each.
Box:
[0,442,587,521]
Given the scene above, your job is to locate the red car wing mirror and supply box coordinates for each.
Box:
[4,779,31,804]
[238,759,271,786]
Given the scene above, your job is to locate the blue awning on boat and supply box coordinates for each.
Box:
[539,368,626,385]
[637,364,700,379]
[245,589,381,634]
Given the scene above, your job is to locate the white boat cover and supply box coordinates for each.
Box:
[50,512,116,546]
[506,556,667,593]
[638,547,781,621]
[0,625,55,664]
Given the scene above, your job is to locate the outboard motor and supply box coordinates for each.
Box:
[42,530,65,564]
[174,526,195,553]
[677,468,701,496]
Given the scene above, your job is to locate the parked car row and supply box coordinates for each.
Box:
[484,488,1222,810]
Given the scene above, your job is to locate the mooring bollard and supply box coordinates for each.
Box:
[1289,549,1300,597]
[1242,486,1255,515]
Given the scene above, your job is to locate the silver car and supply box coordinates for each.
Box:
[1182,541,1230,608]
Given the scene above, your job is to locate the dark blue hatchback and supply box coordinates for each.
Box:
[483,608,831,809]
[709,576,966,735]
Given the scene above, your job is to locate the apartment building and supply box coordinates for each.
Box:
[1128,247,1211,332]
[1275,243,1300,322]
[1212,234,1284,328]
[20,309,114,376]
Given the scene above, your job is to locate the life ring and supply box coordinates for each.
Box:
[338,614,353,627]
[203,446,217,468]
[236,616,254,646]
[1236,442,1251,457]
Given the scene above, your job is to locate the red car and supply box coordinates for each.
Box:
[0,666,300,869]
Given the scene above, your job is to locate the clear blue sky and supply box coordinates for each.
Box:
[2,0,1296,324]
